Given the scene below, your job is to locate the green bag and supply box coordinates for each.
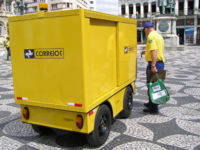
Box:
[148,73,170,104]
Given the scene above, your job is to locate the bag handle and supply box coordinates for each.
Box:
[150,72,161,81]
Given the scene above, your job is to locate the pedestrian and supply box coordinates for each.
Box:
[5,37,10,61]
[141,22,165,114]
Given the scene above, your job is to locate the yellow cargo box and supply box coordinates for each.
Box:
[9,9,137,147]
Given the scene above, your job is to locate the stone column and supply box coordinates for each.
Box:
[11,1,15,15]
[172,20,177,34]
[3,0,6,15]
[118,5,122,16]
[194,16,197,44]
[125,3,129,17]
[133,4,136,15]
[155,0,159,14]
[140,3,144,18]
[133,3,136,18]
[156,5,160,14]
[175,0,179,15]
[184,0,188,15]
[148,2,151,17]
[194,0,199,14]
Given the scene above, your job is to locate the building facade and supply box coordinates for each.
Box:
[25,0,89,13]
[119,0,200,45]
[0,0,15,47]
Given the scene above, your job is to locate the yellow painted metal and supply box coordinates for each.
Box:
[10,14,85,112]
[9,9,137,133]
[108,88,126,117]
[21,105,98,133]
[83,18,117,111]
[117,22,137,86]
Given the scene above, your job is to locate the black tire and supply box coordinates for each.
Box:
[32,124,51,135]
[119,86,133,118]
[86,104,112,147]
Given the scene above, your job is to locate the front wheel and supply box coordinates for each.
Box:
[86,104,112,147]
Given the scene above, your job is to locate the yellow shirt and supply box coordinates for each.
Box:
[5,41,10,48]
[145,30,165,62]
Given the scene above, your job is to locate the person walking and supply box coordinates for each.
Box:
[141,22,165,114]
[5,37,10,61]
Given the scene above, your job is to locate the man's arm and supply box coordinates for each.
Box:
[151,50,157,72]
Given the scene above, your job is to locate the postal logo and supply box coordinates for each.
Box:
[24,48,64,59]
[25,49,35,59]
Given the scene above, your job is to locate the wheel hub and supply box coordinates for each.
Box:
[99,115,108,135]
[128,93,133,109]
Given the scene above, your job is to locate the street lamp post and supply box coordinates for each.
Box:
[15,0,27,15]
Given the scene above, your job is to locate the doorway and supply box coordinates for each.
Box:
[197,27,200,45]
[177,28,184,45]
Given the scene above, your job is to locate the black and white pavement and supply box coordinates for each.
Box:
[0,47,200,150]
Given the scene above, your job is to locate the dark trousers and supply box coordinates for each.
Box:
[6,48,10,60]
[146,62,165,110]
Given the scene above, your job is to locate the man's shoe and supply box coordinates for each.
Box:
[144,103,150,107]
[143,108,159,114]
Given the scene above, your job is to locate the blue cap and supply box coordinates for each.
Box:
[144,22,154,28]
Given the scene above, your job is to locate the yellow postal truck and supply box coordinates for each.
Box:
[9,9,137,147]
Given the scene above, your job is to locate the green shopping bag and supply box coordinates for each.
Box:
[148,73,170,104]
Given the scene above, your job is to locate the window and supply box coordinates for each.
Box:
[90,1,93,4]
[144,3,148,13]
[28,6,37,13]
[186,18,194,25]
[136,3,140,14]
[197,27,200,44]
[179,1,184,10]
[77,5,81,8]
[52,4,57,10]
[198,18,200,25]
[188,0,194,15]
[151,2,156,13]
[136,3,140,18]
[144,3,148,18]
[179,0,184,15]
[177,19,185,26]
[129,4,133,15]
[121,5,125,15]
[199,0,200,9]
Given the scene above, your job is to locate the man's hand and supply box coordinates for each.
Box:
[141,49,146,58]
[151,66,157,72]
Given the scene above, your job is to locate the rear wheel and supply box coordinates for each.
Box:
[32,124,51,135]
[119,86,133,118]
[86,104,112,147]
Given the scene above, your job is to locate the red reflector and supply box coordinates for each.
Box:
[76,115,84,129]
[88,111,94,116]
[22,107,29,120]
[17,97,22,100]
[75,104,82,107]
